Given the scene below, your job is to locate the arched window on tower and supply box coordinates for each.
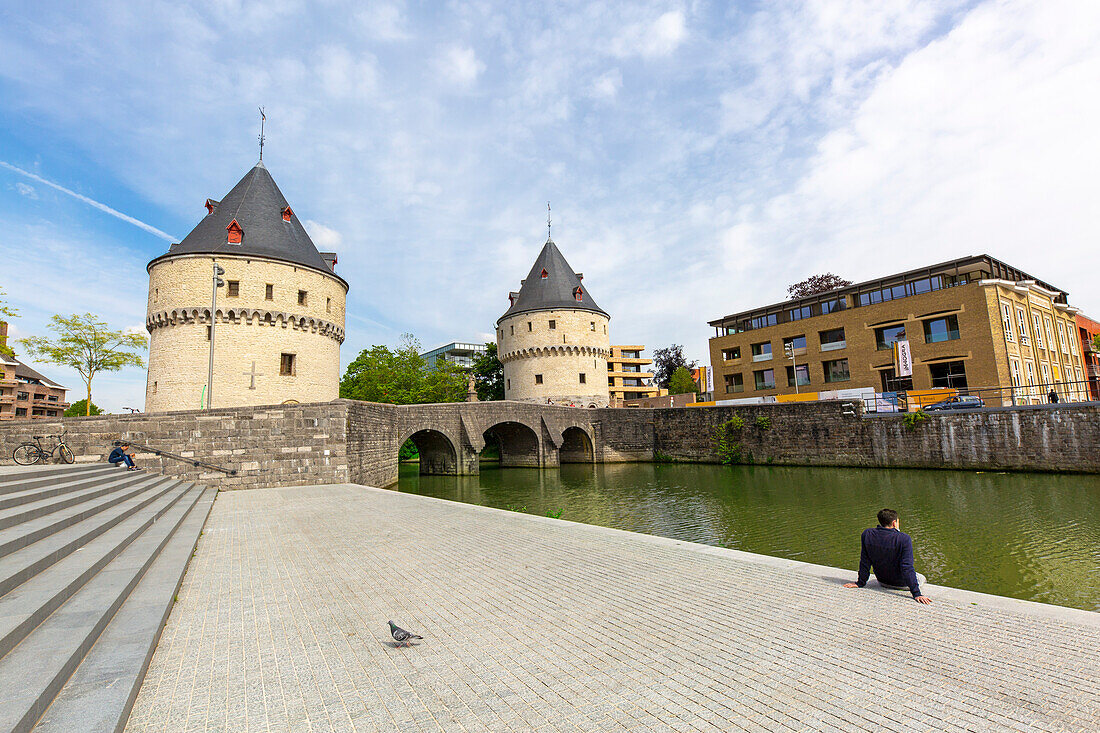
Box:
[540,269,549,279]
[282,206,294,222]
[226,219,243,244]
[574,287,584,302]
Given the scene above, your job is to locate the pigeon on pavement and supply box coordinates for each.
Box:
[388,620,423,647]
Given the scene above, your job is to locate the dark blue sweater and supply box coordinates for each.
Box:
[857,526,921,597]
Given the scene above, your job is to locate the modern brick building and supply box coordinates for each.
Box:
[1077,314,1100,401]
[496,237,611,407]
[0,323,70,420]
[607,346,659,403]
[707,255,1088,406]
[144,159,347,412]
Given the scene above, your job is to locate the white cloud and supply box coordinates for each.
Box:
[438,46,485,86]
[613,10,686,58]
[303,220,343,250]
[356,2,411,41]
[590,69,622,99]
[14,182,37,198]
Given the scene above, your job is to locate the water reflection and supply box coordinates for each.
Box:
[397,462,1100,611]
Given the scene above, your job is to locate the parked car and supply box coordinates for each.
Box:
[923,395,985,411]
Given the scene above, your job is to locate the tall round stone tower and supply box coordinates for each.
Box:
[144,160,348,412]
[496,237,611,407]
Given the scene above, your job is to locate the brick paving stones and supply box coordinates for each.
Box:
[126,484,1100,732]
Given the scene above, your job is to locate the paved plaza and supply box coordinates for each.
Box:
[126,484,1100,732]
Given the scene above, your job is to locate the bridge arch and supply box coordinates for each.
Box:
[483,421,542,468]
[400,428,459,475]
[559,425,594,463]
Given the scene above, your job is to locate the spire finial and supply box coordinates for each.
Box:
[547,201,551,241]
[258,107,266,161]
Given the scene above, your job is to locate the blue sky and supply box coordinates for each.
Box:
[1,0,1098,411]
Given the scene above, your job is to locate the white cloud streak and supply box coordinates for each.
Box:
[0,161,177,242]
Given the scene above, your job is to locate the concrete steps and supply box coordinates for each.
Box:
[0,464,214,733]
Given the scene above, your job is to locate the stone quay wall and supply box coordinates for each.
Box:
[1,399,1096,489]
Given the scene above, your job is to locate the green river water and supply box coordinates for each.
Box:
[397,462,1100,611]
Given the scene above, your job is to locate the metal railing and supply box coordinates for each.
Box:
[861,379,1098,413]
[114,439,238,475]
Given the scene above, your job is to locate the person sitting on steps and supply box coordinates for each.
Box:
[844,508,931,604]
[107,442,140,471]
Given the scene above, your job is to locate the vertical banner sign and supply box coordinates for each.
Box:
[895,340,913,377]
[706,366,713,394]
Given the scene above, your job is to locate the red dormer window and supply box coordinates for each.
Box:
[574,287,584,302]
[282,206,293,222]
[540,269,549,279]
[226,219,243,244]
[205,198,219,215]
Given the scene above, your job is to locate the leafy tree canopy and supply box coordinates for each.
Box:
[787,273,852,298]
[472,342,505,401]
[667,366,698,395]
[0,286,18,357]
[19,313,146,416]
[340,333,467,404]
[64,399,103,417]
[652,344,697,388]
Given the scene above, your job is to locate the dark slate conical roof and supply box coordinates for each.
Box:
[149,161,344,284]
[497,238,608,323]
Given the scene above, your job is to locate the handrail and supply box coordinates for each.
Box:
[114,439,238,475]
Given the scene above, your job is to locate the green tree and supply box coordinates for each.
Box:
[472,342,505,401]
[653,344,697,388]
[64,398,103,417]
[19,314,147,416]
[340,333,467,404]
[0,286,18,358]
[667,366,697,395]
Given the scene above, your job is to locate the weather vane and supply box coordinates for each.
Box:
[258,107,266,161]
[547,201,552,240]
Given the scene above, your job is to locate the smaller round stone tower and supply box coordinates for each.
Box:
[496,238,611,407]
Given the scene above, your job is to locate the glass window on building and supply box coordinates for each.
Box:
[923,315,960,344]
[17,391,28,400]
[786,364,810,387]
[879,368,913,393]
[819,328,846,350]
[1010,359,1021,387]
[822,358,850,383]
[1002,303,1014,341]
[930,360,968,389]
[753,369,775,390]
[724,373,744,393]
[751,342,772,361]
[15,408,26,416]
[1032,314,1044,349]
[1057,322,1069,353]
[750,314,777,330]
[821,298,844,314]
[789,305,812,321]
[782,335,807,352]
[1016,307,1029,344]
[1044,315,1054,348]
[722,347,740,361]
[875,324,906,351]
[280,353,296,376]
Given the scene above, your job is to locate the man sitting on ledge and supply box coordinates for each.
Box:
[107,442,140,471]
[844,508,931,604]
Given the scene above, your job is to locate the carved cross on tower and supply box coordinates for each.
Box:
[243,361,264,390]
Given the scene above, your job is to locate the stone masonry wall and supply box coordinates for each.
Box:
[0,401,350,490]
[2,399,1095,490]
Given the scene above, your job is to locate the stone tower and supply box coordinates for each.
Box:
[496,238,611,407]
[144,160,348,412]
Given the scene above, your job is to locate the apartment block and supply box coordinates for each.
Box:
[1077,314,1100,401]
[607,346,660,403]
[0,323,70,420]
[707,255,1088,406]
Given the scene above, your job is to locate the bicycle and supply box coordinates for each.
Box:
[13,433,75,465]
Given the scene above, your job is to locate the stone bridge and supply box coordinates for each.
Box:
[388,401,599,476]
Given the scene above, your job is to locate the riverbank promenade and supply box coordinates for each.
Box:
[126,484,1099,732]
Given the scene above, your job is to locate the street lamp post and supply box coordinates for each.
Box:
[207,261,225,410]
[785,341,799,394]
